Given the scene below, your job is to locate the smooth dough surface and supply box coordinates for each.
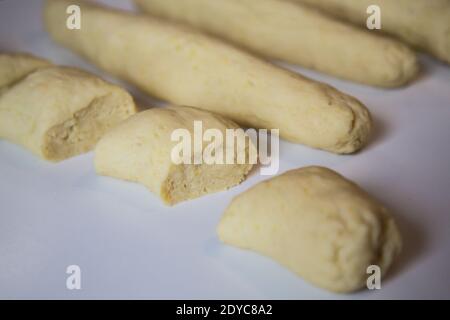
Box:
[135,0,418,87]
[0,53,51,90]
[95,106,255,205]
[45,0,372,154]
[0,57,137,161]
[218,166,402,293]
[293,0,450,64]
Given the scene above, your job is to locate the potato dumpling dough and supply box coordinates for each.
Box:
[45,0,372,154]
[0,53,51,90]
[0,56,137,161]
[135,0,418,87]
[218,166,402,293]
[95,106,255,206]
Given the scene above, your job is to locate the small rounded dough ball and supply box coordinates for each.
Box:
[218,166,402,293]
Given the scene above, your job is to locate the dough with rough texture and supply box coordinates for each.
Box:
[293,0,450,64]
[135,0,418,88]
[0,56,137,161]
[95,106,255,206]
[45,0,372,154]
[218,166,402,293]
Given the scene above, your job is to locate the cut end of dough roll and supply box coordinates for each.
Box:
[134,0,419,88]
[161,162,252,205]
[0,56,137,162]
[94,106,255,206]
[218,166,402,293]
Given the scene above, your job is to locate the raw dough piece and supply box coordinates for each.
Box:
[95,106,255,205]
[0,57,137,161]
[135,0,418,87]
[218,166,402,293]
[292,0,450,64]
[45,0,372,154]
[0,53,51,90]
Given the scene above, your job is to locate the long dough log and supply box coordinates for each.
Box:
[135,0,419,88]
[0,53,51,91]
[44,0,372,154]
[292,0,450,64]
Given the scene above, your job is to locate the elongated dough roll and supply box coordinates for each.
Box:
[0,55,137,161]
[0,53,51,90]
[293,0,450,64]
[45,0,372,154]
[95,106,255,205]
[218,166,402,293]
[135,0,418,88]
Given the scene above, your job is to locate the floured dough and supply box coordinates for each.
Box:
[0,55,137,161]
[95,106,255,205]
[218,166,402,293]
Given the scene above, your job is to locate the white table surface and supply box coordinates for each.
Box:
[1,0,449,299]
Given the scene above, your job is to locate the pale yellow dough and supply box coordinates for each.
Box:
[135,0,418,88]
[293,0,450,64]
[218,166,402,293]
[45,0,372,154]
[94,106,255,206]
[0,54,137,161]
[0,53,51,90]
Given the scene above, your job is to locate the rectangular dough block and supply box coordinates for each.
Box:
[135,0,418,87]
[45,0,372,154]
[94,106,255,205]
[0,55,137,161]
[218,166,402,293]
